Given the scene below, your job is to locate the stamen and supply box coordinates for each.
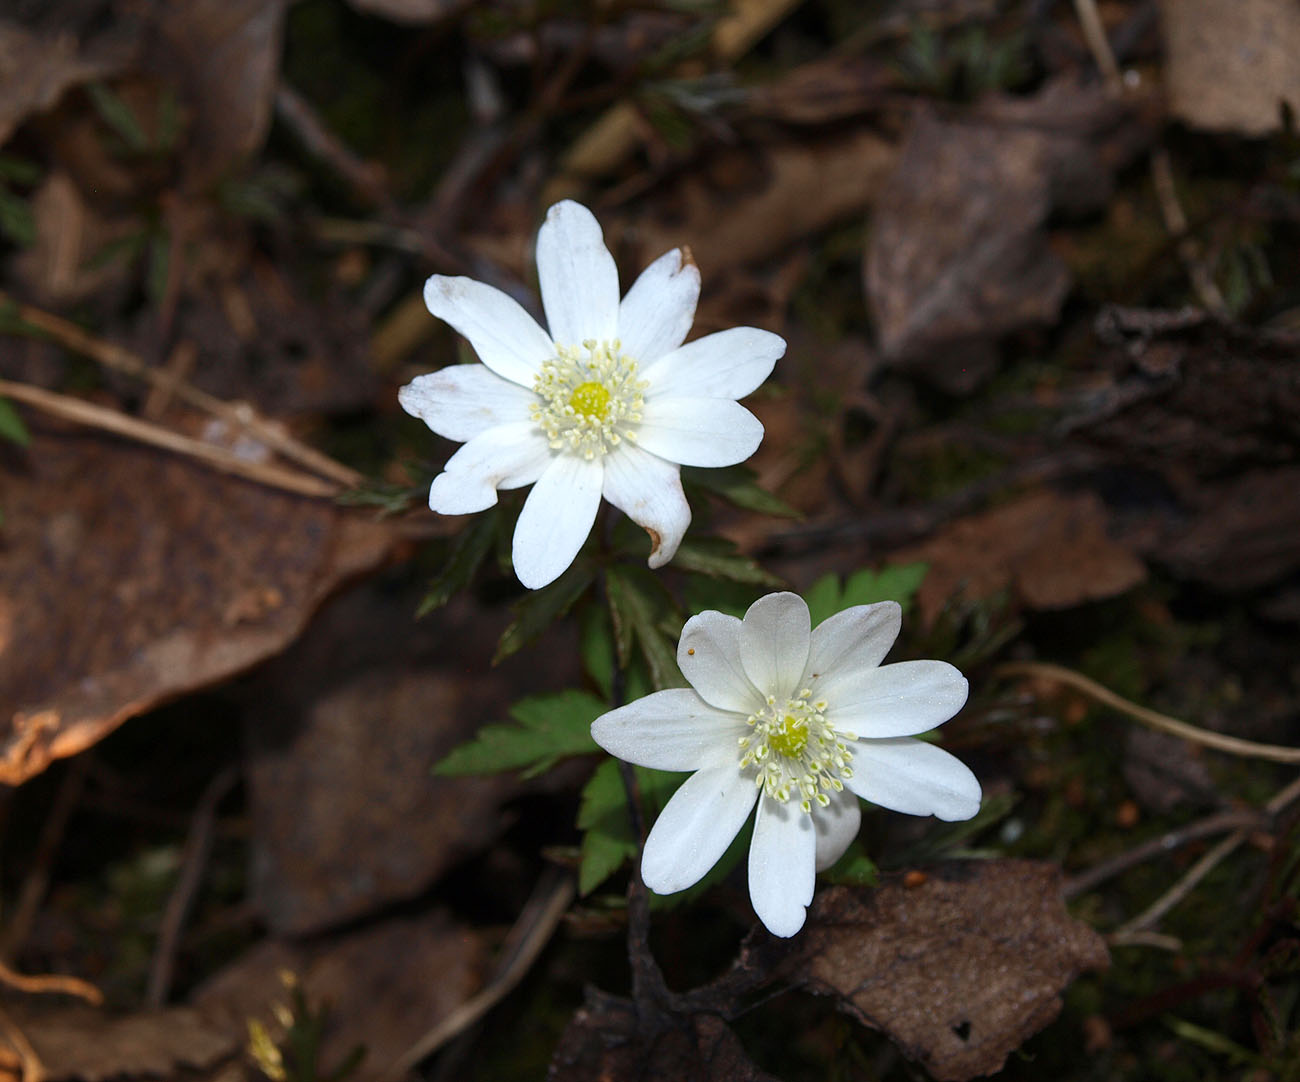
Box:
[530,340,647,459]
[736,689,854,816]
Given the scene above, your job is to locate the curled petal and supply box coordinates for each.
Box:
[636,397,764,467]
[423,276,554,387]
[618,248,700,364]
[642,765,758,894]
[740,592,811,700]
[601,443,690,570]
[511,453,603,589]
[748,796,816,938]
[843,737,982,821]
[678,610,762,715]
[591,689,747,772]
[536,201,620,347]
[826,660,969,739]
[641,327,784,400]
[427,423,552,514]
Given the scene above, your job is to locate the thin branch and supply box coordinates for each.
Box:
[0,290,363,488]
[146,765,239,1007]
[0,379,341,499]
[995,662,1300,764]
[0,1004,45,1082]
[0,961,102,1006]
[384,869,575,1079]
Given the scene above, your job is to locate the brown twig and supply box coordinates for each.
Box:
[275,84,391,208]
[995,662,1300,764]
[385,868,575,1079]
[0,379,341,499]
[0,1004,45,1082]
[0,961,102,1006]
[0,291,363,488]
[146,765,240,1008]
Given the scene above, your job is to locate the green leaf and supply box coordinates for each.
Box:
[842,562,928,613]
[433,688,604,778]
[417,510,498,616]
[606,566,685,690]
[577,759,637,894]
[0,187,36,248]
[86,82,150,151]
[578,601,615,701]
[0,397,29,447]
[0,155,40,185]
[804,573,841,627]
[494,558,595,663]
[671,538,785,587]
[681,464,800,518]
[822,840,879,887]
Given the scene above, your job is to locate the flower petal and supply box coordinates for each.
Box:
[739,592,811,700]
[803,601,901,696]
[427,423,552,514]
[635,397,764,467]
[617,247,700,363]
[641,327,784,400]
[826,660,969,739]
[748,796,816,937]
[424,276,555,387]
[812,789,861,872]
[398,365,537,443]
[511,453,604,589]
[843,737,982,821]
[601,443,690,570]
[642,765,758,894]
[678,610,763,715]
[591,689,747,771]
[536,201,619,347]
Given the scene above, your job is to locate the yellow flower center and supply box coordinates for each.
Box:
[530,339,647,460]
[739,690,855,814]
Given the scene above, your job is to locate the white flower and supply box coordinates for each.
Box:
[399,201,784,589]
[590,591,981,938]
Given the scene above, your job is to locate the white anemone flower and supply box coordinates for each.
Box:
[591,591,981,938]
[399,200,784,590]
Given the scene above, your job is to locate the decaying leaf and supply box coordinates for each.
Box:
[898,489,1146,626]
[194,910,483,1082]
[2,1003,235,1082]
[865,79,1153,390]
[744,861,1109,1081]
[548,987,779,1082]
[1161,0,1300,135]
[0,424,397,786]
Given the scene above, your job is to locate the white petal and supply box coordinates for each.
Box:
[748,796,816,938]
[427,423,552,514]
[642,765,758,894]
[804,601,901,695]
[399,365,536,443]
[617,248,700,363]
[827,660,969,739]
[591,689,747,772]
[843,737,982,821]
[812,789,861,872]
[740,592,811,699]
[635,398,764,467]
[678,610,763,715]
[601,443,690,570]
[535,201,619,347]
[511,453,604,589]
[641,327,784,400]
[424,276,555,387]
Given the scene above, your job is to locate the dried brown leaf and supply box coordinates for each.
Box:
[0,424,397,786]
[744,861,1109,1081]
[343,0,475,25]
[548,988,779,1082]
[1161,0,1300,135]
[898,489,1146,626]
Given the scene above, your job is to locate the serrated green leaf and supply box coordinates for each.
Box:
[494,558,594,663]
[0,397,29,447]
[577,759,637,894]
[842,562,928,613]
[433,688,604,778]
[606,566,685,690]
[578,601,615,701]
[804,573,841,627]
[417,509,498,616]
[681,464,800,518]
[671,539,785,587]
[822,840,879,887]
